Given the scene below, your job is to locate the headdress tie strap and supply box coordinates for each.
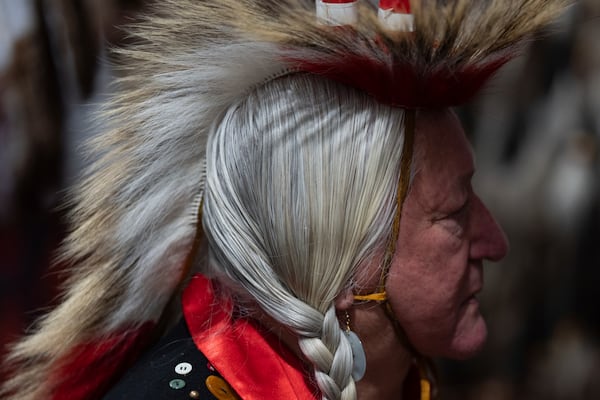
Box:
[353,109,416,303]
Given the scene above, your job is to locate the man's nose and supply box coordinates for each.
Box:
[469,195,509,262]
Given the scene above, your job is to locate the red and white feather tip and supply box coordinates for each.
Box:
[316,0,359,26]
[378,0,414,32]
[316,1,414,31]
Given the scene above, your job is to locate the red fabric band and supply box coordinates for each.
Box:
[291,55,510,109]
[380,0,411,13]
[183,274,319,400]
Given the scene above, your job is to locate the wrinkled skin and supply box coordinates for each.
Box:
[340,108,509,399]
[385,108,509,359]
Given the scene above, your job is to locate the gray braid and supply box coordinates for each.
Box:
[299,306,357,400]
[202,74,406,400]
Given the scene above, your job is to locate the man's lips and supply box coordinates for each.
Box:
[462,286,482,306]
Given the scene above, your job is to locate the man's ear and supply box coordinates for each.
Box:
[334,287,354,310]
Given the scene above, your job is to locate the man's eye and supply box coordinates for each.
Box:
[431,197,470,224]
[448,201,469,219]
[437,202,469,236]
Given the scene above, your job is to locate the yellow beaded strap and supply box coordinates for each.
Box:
[353,109,416,303]
[420,376,431,400]
[419,361,432,400]
[352,292,387,302]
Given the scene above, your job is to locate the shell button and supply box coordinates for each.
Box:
[175,362,193,375]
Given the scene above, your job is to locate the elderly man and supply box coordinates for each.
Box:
[2,1,566,399]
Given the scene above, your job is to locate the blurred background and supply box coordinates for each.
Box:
[445,1,600,398]
[0,1,598,399]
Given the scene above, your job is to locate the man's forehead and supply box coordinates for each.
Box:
[415,111,474,166]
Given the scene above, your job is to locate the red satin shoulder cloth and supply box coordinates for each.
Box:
[182,274,319,400]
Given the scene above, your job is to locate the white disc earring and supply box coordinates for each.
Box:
[344,311,366,381]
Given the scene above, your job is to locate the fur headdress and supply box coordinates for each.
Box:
[2,1,568,399]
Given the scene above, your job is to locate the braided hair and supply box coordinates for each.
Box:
[202,74,409,400]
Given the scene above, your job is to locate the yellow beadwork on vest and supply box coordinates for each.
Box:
[205,375,240,400]
[420,377,431,400]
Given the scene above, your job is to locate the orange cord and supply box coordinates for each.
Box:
[353,109,416,302]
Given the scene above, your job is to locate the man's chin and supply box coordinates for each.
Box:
[447,316,488,360]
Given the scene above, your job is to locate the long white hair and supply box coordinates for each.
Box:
[203,74,407,400]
